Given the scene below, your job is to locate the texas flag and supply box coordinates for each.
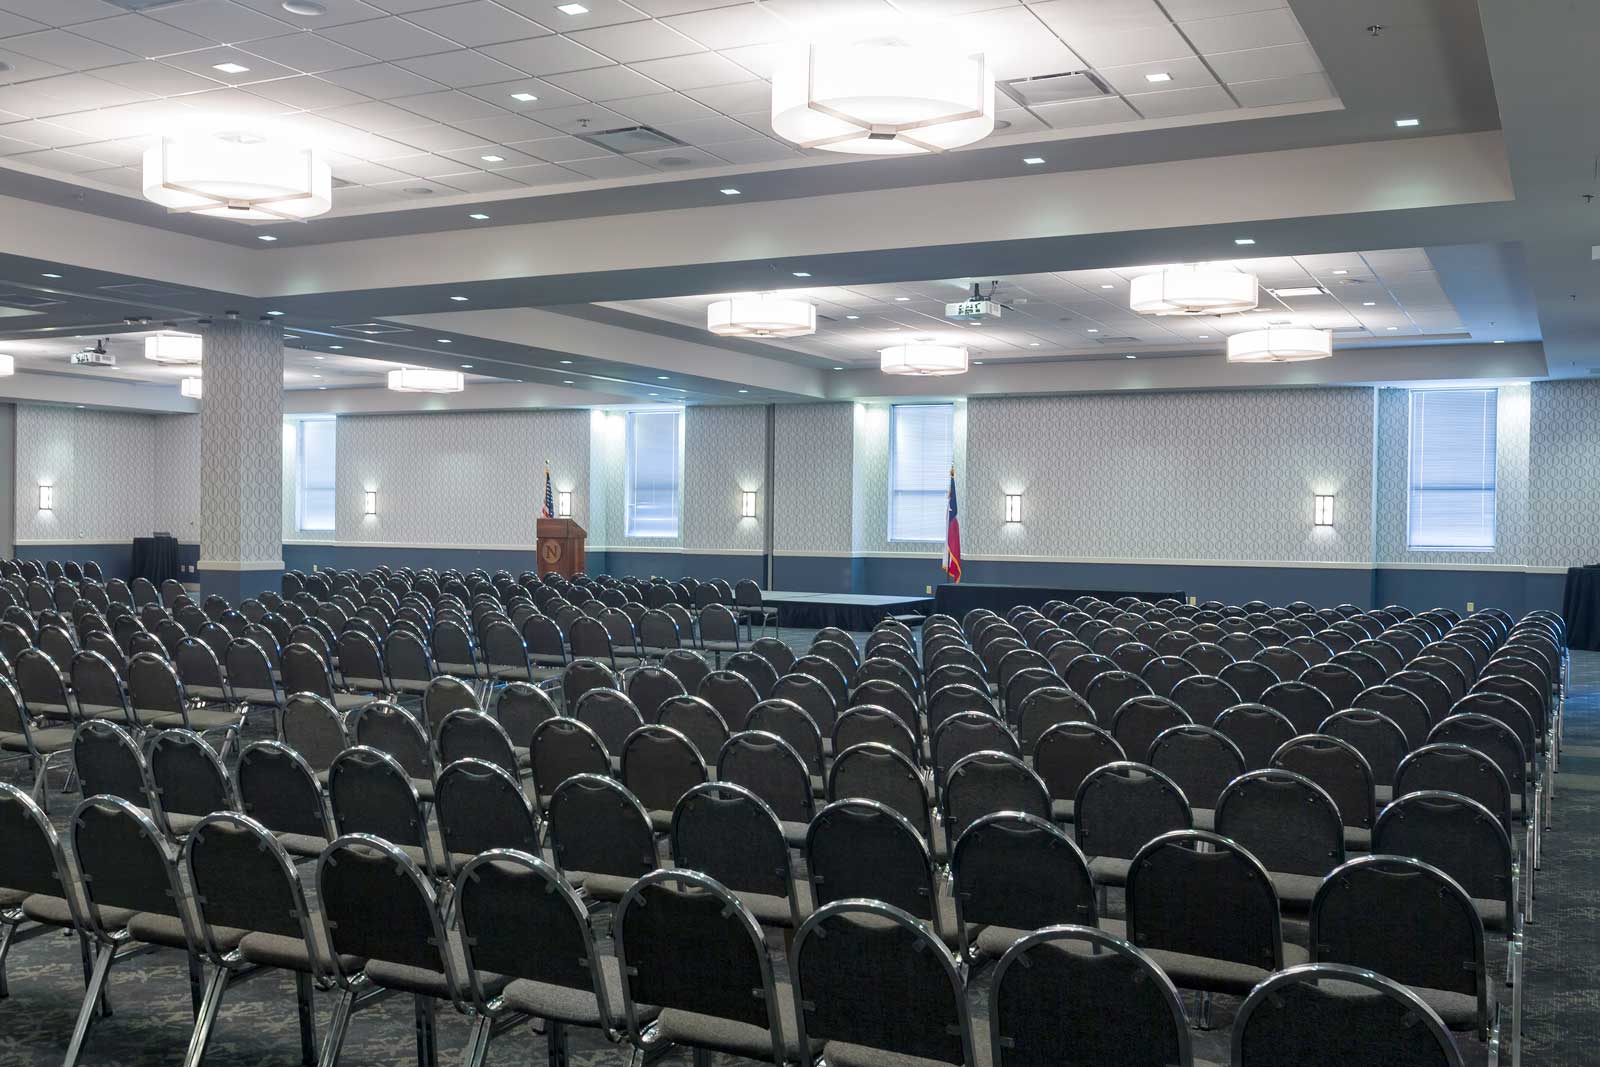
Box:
[944,465,962,583]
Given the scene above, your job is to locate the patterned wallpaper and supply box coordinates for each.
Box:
[1373,384,1530,566]
[154,414,200,542]
[774,403,855,554]
[852,401,968,555]
[1528,378,1600,568]
[15,405,158,542]
[963,388,1377,563]
[683,404,766,553]
[198,322,283,564]
[335,408,590,547]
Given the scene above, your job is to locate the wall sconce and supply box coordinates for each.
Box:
[363,489,377,516]
[1004,493,1022,523]
[37,484,53,511]
[556,490,572,518]
[740,490,758,519]
[1313,494,1334,527]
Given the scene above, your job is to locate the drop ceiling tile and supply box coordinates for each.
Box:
[949,7,1084,80]
[0,131,46,154]
[323,98,438,130]
[454,111,557,142]
[403,1,550,46]
[632,144,724,169]
[519,101,625,133]
[26,73,156,111]
[230,0,389,28]
[568,20,702,63]
[0,84,80,119]
[497,0,650,29]
[85,164,146,190]
[5,28,134,70]
[1098,55,1218,96]
[561,153,653,178]
[713,42,778,79]
[508,132,607,161]
[147,0,296,43]
[682,78,767,114]
[653,114,760,144]
[388,123,492,152]
[542,63,666,101]
[328,17,463,60]
[63,137,147,165]
[698,136,796,164]
[385,151,477,176]
[185,86,300,123]
[328,158,415,183]
[396,48,528,87]
[432,167,523,192]
[372,176,467,195]
[390,87,508,122]
[242,32,378,73]
[68,13,215,58]
[0,9,42,35]
[328,128,432,159]
[1028,0,1170,36]
[1179,8,1307,53]
[1205,41,1320,83]
[0,46,69,85]
[49,99,193,138]
[0,0,122,26]
[1229,71,1333,107]
[1161,0,1285,17]
[990,106,1048,136]
[630,50,751,89]
[480,34,611,75]
[758,0,897,20]
[660,4,785,49]
[606,91,714,124]
[1061,23,1193,68]
[246,75,370,110]
[1127,83,1235,118]
[163,46,301,85]
[894,0,1026,13]
[622,0,744,15]
[1030,95,1138,128]
[11,147,108,173]
[322,62,445,97]
[0,117,89,147]
[437,143,541,167]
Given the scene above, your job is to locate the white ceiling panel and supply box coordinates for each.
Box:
[542,63,667,101]
[1179,8,1311,54]
[403,1,550,47]
[479,33,612,75]
[1230,71,1334,107]
[321,17,458,61]
[1205,41,1322,84]
[660,5,785,50]
[241,31,378,73]
[1129,83,1237,119]
[69,14,215,58]
[319,61,445,98]
[396,48,530,88]
[146,0,296,44]
[629,50,752,89]
[567,19,702,63]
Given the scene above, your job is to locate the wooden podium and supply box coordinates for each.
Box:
[536,518,586,578]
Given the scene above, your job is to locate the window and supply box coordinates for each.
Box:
[625,409,682,538]
[889,403,955,541]
[294,418,336,532]
[1407,388,1497,550]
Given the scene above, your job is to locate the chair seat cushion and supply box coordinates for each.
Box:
[572,872,637,903]
[239,924,363,976]
[332,693,371,712]
[23,893,131,931]
[274,832,330,859]
[128,912,246,952]
[234,687,281,705]
[656,981,815,1061]
[781,821,810,849]
[499,955,643,1029]
[1408,985,1481,1030]
[1343,826,1371,851]
[164,811,208,836]
[735,879,813,929]
[0,726,74,753]
[1050,799,1074,824]
[822,1039,978,1067]
[1139,941,1309,996]
[1266,872,1326,913]
[188,686,230,701]
[184,707,244,730]
[1191,808,1215,833]
[0,886,31,909]
[1087,856,1132,887]
[973,917,1127,959]
[365,947,509,1000]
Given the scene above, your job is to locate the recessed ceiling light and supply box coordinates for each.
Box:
[846,314,860,319]
[480,154,504,163]
[832,366,844,371]
[312,374,322,379]
[41,273,61,279]
[318,386,327,390]
[1362,301,1376,306]
[1022,156,1045,165]
[1099,284,1114,289]
[556,3,588,13]
[266,310,284,316]
[1493,339,1506,344]
[720,188,741,195]
[450,295,468,302]
[1126,354,1137,359]
[1087,328,1099,333]
[1395,118,1420,127]
[563,380,575,384]
[461,363,473,368]
[1028,342,1040,347]
[1386,326,1398,330]
[738,388,749,393]
[436,338,451,343]
[1270,286,1327,298]
[511,92,538,102]
[1198,334,1210,339]
[648,392,658,396]
[559,359,573,364]
[656,375,669,380]
[1145,72,1172,83]
[328,345,343,350]
[894,296,910,301]
[314,355,324,360]
[1234,237,1255,245]
[792,272,811,278]
[469,213,489,220]
[213,62,250,74]
[257,234,277,241]
[1331,269,1349,275]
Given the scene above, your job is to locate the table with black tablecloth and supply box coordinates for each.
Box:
[1562,565,1600,650]
[935,581,1187,616]
[760,591,934,631]
[130,535,180,584]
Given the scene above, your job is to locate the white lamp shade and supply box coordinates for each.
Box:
[145,332,203,364]
[179,377,202,399]
[1130,266,1259,316]
[387,368,465,393]
[771,26,994,155]
[879,343,969,376]
[143,134,332,221]
[1226,327,1333,363]
[0,354,13,377]
[706,294,817,338]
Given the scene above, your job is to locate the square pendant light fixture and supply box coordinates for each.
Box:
[740,490,758,519]
[1313,494,1335,527]
[363,489,377,516]
[1004,494,1022,523]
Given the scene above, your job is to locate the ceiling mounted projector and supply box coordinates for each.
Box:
[706,293,817,338]
[1130,265,1259,316]
[143,132,332,221]
[771,23,994,155]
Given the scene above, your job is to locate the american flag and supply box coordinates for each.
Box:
[944,465,962,583]
[541,460,554,519]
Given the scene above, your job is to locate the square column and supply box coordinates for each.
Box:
[197,319,283,602]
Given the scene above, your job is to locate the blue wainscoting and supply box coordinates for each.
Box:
[15,543,135,581]
[958,560,1377,609]
[198,568,283,603]
[283,543,542,575]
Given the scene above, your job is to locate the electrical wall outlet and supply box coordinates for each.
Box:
[1188,595,1198,606]
[926,585,933,594]
[1466,600,1475,612]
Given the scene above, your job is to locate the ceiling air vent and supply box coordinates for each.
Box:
[999,71,1110,108]
[575,126,686,156]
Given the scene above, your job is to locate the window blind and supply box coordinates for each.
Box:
[1407,388,1497,550]
[890,403,955,542]
[297,418,336,532]
[626,409,682,538]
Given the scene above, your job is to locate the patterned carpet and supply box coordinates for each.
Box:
[0,638,1592,1066]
